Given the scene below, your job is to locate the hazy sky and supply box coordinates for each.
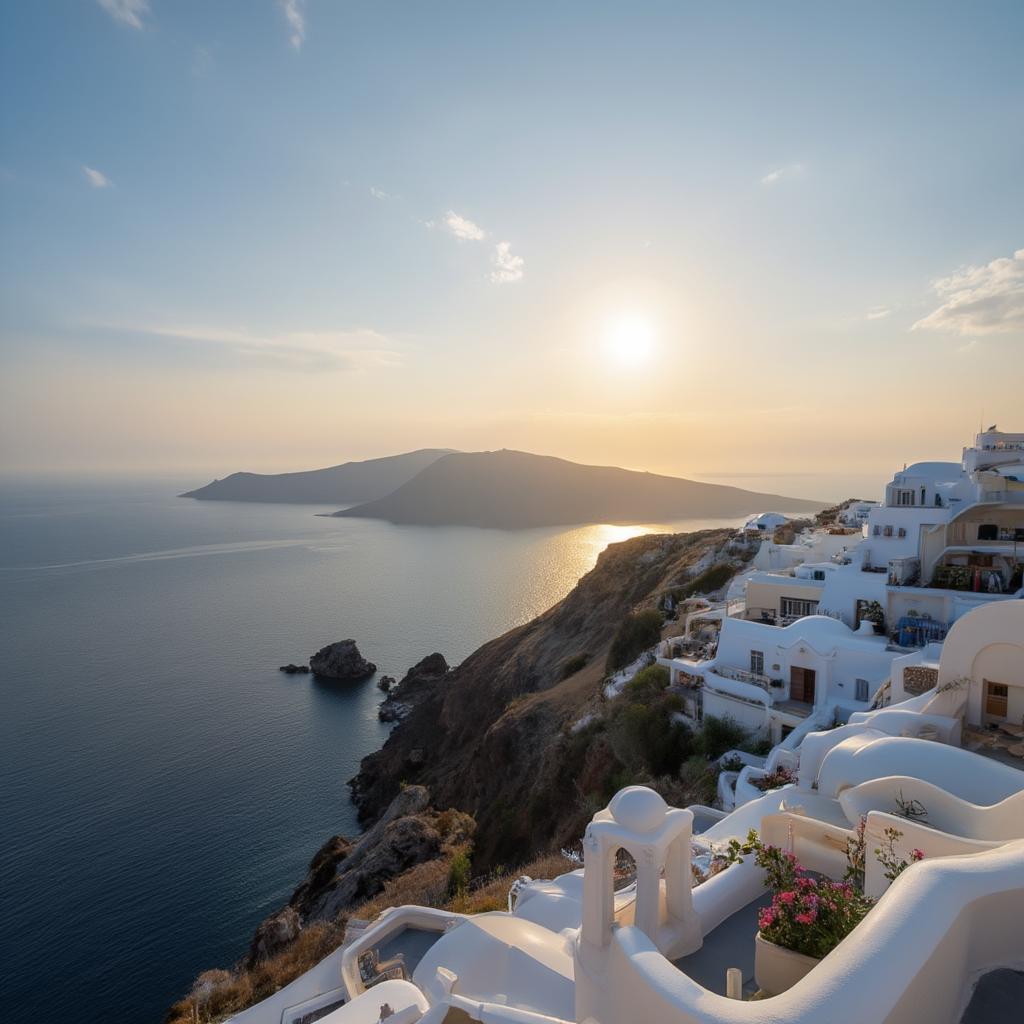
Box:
[1,1,1022,494]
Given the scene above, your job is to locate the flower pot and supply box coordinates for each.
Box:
[754,932,821,996]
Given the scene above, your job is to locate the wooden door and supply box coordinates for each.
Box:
[985,681,1008,720]
[790,667,817,704]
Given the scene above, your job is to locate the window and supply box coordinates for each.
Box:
[872,525,881,536]
[750,650,764,675]
[812,570,825,581]
[855,678,870,702]
[978,523,998,541]
[781,597,819,619]
[897,527,907,538]
[896,489,915,506]
[883,525,893,537]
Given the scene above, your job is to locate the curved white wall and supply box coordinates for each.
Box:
[839,776,1024,841]
[816,735,1024,803]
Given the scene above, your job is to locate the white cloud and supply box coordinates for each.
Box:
[278,0,305,50]
[118,322,403,370]
[912,248,1024,336]
[440,210,486,241]
[490,241,524,284]
[866,306,891,320]
[82,165,112,188]
[760,163,805,186]
[97,0,149,29]
[369,186,392,200]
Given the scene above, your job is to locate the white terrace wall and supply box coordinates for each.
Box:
[576,841,1024,1024]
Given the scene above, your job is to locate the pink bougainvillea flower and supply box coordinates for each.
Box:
[794,910,817,925]
[779,891,796,905]
[911,849,925,861]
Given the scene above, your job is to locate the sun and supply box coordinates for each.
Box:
[602,313,657,368]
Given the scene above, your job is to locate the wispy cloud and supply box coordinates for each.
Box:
[760,163,805,186]
[369,186,392,201]
[866,306,891,320]
[490,242,524,284]
[438,210,486,241]
[912,248,1024,336]
[97,0,149,30]
[82,165,112,188]
[423,208,522,283]
[278,0,305,50]
[115,322,404,370]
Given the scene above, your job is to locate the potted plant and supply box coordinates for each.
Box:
[724,827,876,996]
[861,600,886,635]
[750,765,798,792]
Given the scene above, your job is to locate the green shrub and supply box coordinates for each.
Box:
[608,696,691,777]
[447,851,471,898]
[693,714,749,760]
[561,652,590,679]
[606,609,664,672]
[623,664,670,700]
[678,562,735,599]
[677,754,721,806]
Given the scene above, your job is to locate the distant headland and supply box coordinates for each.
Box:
[330,449,825,528]
[182,448,823,528]
[179,448,455,504]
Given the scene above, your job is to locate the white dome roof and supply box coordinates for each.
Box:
[609,786,668,833]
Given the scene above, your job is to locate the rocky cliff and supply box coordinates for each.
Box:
[246,785,473,967]
[351,528,739,869]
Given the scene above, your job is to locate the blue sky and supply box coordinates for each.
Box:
[1,1,1022,486]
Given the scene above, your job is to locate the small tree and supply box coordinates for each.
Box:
[606,609,664,672]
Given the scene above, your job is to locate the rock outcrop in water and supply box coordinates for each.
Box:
[309,640,376,681]
[378,652,449,722]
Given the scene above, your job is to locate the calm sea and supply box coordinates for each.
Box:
[0,476,774,1023]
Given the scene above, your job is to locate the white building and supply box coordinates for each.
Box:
[743,429,1024,644]
[662,615,895,745]
[839,500,878,527]
[740,511,789,537]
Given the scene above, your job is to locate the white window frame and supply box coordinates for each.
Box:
[781,597,819,619]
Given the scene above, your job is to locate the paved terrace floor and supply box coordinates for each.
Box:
[673,893,771,998]
[960,968,1024,1023]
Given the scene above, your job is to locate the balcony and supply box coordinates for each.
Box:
[744,607,815,627]
[713,665,774,690]
[930,564,1011,593]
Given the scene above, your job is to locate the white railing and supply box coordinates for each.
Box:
[713,665,772,688]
